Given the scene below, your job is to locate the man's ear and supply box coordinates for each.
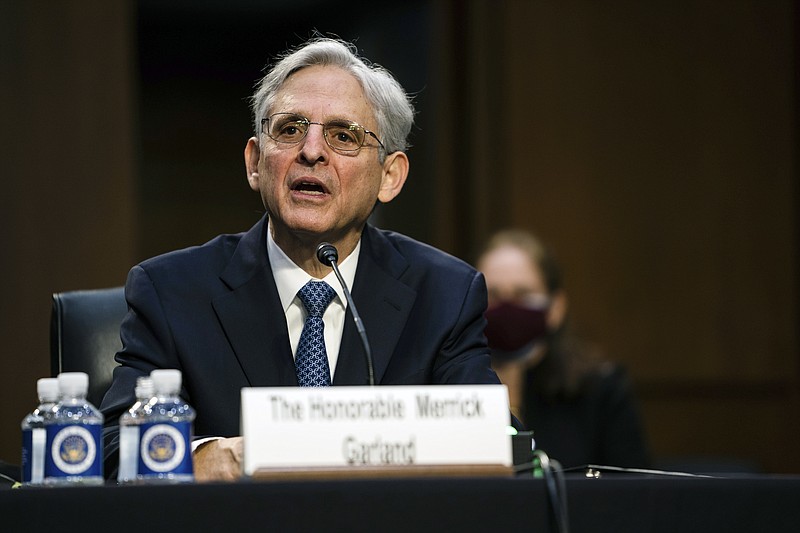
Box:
[377,151,409,203]
[244,137,261,191]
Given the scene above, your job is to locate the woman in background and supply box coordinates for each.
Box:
[477,229,650,468]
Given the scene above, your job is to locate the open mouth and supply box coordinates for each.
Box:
[290,178,329,196]
[294,181,326,194]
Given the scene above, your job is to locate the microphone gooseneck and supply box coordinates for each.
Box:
[315,242,375,386]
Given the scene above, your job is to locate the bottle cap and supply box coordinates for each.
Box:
[150,369,182,395]
[57,372,89,397]
[135,376,154,399]
[37,378,60,402]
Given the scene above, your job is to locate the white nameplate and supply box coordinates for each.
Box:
[241,385,511,476]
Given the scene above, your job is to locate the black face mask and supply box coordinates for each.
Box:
[484,301,549,362]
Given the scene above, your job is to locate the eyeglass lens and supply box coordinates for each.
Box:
[267,113,366,151]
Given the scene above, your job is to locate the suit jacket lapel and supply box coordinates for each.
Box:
[212,216,298,387]
[333,226,417,385]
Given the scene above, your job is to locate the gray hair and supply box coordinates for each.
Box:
[250,38,414,160]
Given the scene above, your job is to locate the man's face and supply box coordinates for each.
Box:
[246,65,405,250]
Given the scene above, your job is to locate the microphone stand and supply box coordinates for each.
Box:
[316,243,375,386]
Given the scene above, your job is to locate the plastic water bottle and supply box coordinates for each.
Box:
[20,378,60,485]
[137,369,195,483]
[44,372,104,485]
[117,376,154,483]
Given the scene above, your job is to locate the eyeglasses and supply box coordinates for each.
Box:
[261,113,385,153]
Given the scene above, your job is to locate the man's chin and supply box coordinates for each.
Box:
[274,219,337,244]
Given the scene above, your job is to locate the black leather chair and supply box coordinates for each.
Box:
[50,287,127,407]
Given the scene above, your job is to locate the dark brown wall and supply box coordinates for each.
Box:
[0,2,136,463]
[446,0,799,472]
[1,0,797,473]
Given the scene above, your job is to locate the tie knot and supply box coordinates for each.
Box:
[298,281,336,318]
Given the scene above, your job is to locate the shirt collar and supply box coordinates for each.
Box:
[267,222,360,312]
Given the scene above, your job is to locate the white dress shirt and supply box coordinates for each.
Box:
[266,226,360,380]
[192,228,361,451]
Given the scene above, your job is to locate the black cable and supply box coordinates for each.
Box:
[1,472,20,485]
[515,456,721,533]
[562,464,716,479]
[534,450,569,533]
[550,457,568,532]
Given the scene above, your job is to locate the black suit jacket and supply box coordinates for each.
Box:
[101,216,501,471]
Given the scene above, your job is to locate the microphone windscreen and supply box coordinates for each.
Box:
[316,242,338,266]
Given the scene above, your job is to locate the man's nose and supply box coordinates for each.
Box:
[297,123,329,164]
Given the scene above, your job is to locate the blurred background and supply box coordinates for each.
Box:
[1,0,797,473]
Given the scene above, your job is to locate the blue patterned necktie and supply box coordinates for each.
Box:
[295,280,337,387]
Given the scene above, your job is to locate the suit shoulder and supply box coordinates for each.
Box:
[137,232,244,276]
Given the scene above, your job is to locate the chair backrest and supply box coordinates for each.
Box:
[50,287,127,407]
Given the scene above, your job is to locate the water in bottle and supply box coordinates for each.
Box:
[44,372,104,485]
[21,378,59,485]
[137,369,195,483]
[117,376,154,484]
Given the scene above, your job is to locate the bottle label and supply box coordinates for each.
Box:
[138,421,193,475]
[21,428,32,483]
[117,425,140,482]
[22,428,46,483]
[31,428,46,483]
[45,424,102,478]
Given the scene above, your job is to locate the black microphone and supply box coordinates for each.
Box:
[316,242,375,386]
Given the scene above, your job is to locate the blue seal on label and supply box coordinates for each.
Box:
[45,424,102,478]
[138,421,192,475]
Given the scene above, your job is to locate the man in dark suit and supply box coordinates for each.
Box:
[101,37,504,481]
